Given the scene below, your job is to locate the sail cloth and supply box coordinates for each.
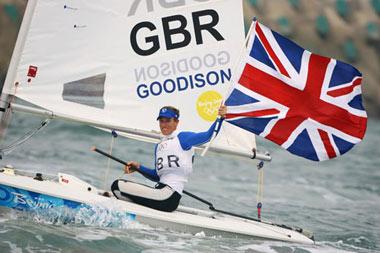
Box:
[3,0,256,155]
[225,20,367,161]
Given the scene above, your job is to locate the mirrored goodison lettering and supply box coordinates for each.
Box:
[135,51,231,99]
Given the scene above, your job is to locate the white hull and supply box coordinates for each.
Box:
[0,167,314,244]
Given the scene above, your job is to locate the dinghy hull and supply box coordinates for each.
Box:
[0,167,314,244]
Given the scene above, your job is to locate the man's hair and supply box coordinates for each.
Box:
[161,106,180,119]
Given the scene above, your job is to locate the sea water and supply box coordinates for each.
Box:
[0,113,378,253]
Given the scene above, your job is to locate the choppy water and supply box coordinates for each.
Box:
[0,113,379,253]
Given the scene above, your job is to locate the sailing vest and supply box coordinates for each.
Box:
[155,131,194,194]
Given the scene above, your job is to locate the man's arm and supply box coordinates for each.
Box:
[178,117,224,151]
[139,165,160,182]
[124,162,159,182]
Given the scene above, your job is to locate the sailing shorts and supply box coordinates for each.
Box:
[111,179,181,212]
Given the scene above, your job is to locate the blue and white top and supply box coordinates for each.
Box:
[139,118,223,194]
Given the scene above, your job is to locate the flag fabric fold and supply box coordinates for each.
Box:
[225,20,367,161]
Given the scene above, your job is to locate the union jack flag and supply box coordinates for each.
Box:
[225,21,367,161]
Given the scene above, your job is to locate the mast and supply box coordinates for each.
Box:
[0,0,38,141]
[2,0,37,96]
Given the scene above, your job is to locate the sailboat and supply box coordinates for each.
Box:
[0,0,314,244]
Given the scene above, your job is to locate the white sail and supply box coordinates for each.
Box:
[4,0,259,157]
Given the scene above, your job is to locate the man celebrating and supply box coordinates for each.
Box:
[111,105,227,212]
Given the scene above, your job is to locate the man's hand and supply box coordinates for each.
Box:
[124,161,140,174]
[218,104,227,118]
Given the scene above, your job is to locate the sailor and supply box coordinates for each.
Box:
[111,105,227,212]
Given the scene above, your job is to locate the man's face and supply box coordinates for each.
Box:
[159,118,179,135]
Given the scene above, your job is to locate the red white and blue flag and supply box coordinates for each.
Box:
[225,21,367,161]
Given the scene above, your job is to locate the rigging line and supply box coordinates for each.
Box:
[0,118,51,157]
[256,160,264,220]
[103,130,117,190]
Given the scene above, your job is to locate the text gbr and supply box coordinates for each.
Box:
[130,9,225,56]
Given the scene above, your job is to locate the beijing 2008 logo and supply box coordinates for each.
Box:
[196,90,223,122]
